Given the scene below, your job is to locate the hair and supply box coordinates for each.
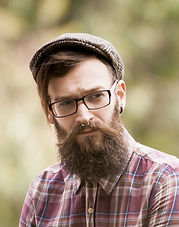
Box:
[35,47,117,118]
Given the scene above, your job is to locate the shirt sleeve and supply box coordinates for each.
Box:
[19,186,36,227]
[147,166,179,226]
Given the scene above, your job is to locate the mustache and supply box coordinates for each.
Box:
[58,119,123,146]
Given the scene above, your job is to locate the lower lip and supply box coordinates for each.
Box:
[78,129,98,137]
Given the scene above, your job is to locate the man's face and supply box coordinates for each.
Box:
[48,57,126,139]
[47,57,127,180]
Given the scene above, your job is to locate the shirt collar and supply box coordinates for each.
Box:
[72,175,82,194]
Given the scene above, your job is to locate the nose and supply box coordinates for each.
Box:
[75,101,93,125]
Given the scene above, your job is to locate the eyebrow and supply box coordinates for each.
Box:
[52,86,106,102]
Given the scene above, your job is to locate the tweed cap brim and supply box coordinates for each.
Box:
[29,33,124,82]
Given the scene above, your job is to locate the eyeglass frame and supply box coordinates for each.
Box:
[48,80,119,118]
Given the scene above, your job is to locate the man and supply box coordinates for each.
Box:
[20,33,179,226]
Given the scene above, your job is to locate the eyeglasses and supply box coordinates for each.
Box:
[49,80,118,118]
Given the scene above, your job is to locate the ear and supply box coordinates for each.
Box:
[47,113,55,124]
[41,99,54,124]
[116,80,126,109]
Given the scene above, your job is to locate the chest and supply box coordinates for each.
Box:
[34,181,150,227]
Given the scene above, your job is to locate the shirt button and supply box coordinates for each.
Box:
[88,208,94,214]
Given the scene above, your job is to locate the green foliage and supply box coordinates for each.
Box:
[0,0,179,225]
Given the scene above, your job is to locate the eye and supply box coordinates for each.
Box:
[87,91,105,102]
[57,100,74,107]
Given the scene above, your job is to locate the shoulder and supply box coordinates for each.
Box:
[129,142,179,180]
[36,162,68,181]
[130,143,179,185]
[124,128,179,175]
[135,143,179,171]
[29,163,69,198]
[127,144,179,203]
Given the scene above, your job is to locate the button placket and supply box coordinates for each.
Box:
[86,181,97,227]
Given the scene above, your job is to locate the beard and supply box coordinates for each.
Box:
[54,105,129,181]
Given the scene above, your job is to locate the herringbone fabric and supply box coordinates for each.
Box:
[29,33,124,82]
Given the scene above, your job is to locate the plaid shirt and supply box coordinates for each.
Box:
[19,131,179,227]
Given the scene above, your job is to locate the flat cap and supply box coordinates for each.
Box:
[30,33,124,82]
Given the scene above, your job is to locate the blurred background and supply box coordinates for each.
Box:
[0,0,179,226]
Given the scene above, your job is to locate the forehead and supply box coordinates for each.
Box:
[48,57,113,99]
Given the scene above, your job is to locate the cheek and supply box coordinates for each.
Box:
[93,104,115,124]
[101,98,120,123]
[57,117,75,133]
